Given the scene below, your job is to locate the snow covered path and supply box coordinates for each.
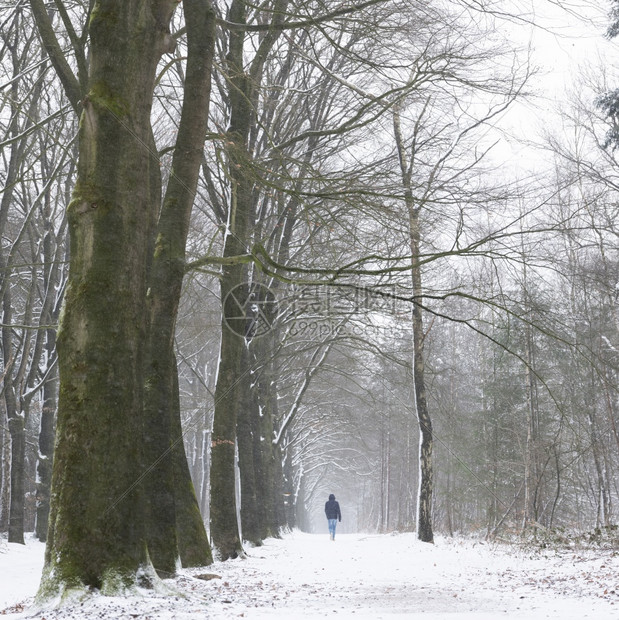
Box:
[2,531,619,618]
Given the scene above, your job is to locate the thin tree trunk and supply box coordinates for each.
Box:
[170,355,213,567]
[3,280,26,545]
[0,416,9,531]
[393,107,434,543]
[35,330,57,542]
[379,413,386,532]
[6,382,25,545]
[411,231,434,543]
[522,341,535,531]
[257,336,285,537]
[520,230,541,533]
[237,345,261,544]
[34,150,67,542]
[238,299,284,542]
[282,445,296,529]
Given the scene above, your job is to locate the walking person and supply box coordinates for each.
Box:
[324,493,342,540]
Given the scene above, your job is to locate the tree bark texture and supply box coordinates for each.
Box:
[170,355,213,567]
[393,108,434,544]
[237,346,261,544]
[3,282,25,545]
[7,399,25,545]
[237,331,283,543]
[255,335,285,538]
[412,249,434,543]
[142,0,216,575]
[40,1,178,595]
[35,177,65,542]
[210,0,290,557]
[35,339,57,542]
[209,0,253,560]
[210,272,247,558]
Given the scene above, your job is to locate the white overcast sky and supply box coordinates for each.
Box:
[492,0,618,171]
[530,1,613,92]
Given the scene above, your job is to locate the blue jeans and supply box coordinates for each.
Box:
[328,519,337,539]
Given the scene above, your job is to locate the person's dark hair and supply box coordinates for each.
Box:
[329,493,335,500]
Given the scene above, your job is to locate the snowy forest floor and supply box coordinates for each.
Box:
[2,530,619,619]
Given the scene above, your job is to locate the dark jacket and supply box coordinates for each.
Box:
[325,494,341,521]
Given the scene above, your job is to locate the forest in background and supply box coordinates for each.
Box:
[0,0,617,593]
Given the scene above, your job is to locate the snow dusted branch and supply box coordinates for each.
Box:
[273,316,351,446]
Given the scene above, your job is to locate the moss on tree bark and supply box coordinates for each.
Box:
[38,1,181,597]
[141,0,216,573]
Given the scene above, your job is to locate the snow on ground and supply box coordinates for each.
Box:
[2,530,619,619]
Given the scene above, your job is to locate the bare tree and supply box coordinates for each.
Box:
[26,0,216,596]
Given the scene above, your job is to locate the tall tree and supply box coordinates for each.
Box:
[208,0,259,559]
[393,104,433,542]
[39,1,176,594]
[29,0,216,597]
[141,0,216,575]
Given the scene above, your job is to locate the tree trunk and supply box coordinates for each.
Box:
[282,446,297,529]
[411,213,434,544]
[209,0,291,557]
[210,281,246,558]
[522,340,537,531]
[39,1,178,596]
[7,400,25,545]
[35,164,66,541]
[0,416,9,531]
[35,329,57,542]
[170,355,213,567]
[210,0,254,559]
[379,414,386,532]
[393,108,434,543]
[238,330,284,542]
[142,0,216,575]
[256,338,285,537]
[3,280,25,545]
[237,345,262,544]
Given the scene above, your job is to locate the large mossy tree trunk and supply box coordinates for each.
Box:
[39,1,178,596]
